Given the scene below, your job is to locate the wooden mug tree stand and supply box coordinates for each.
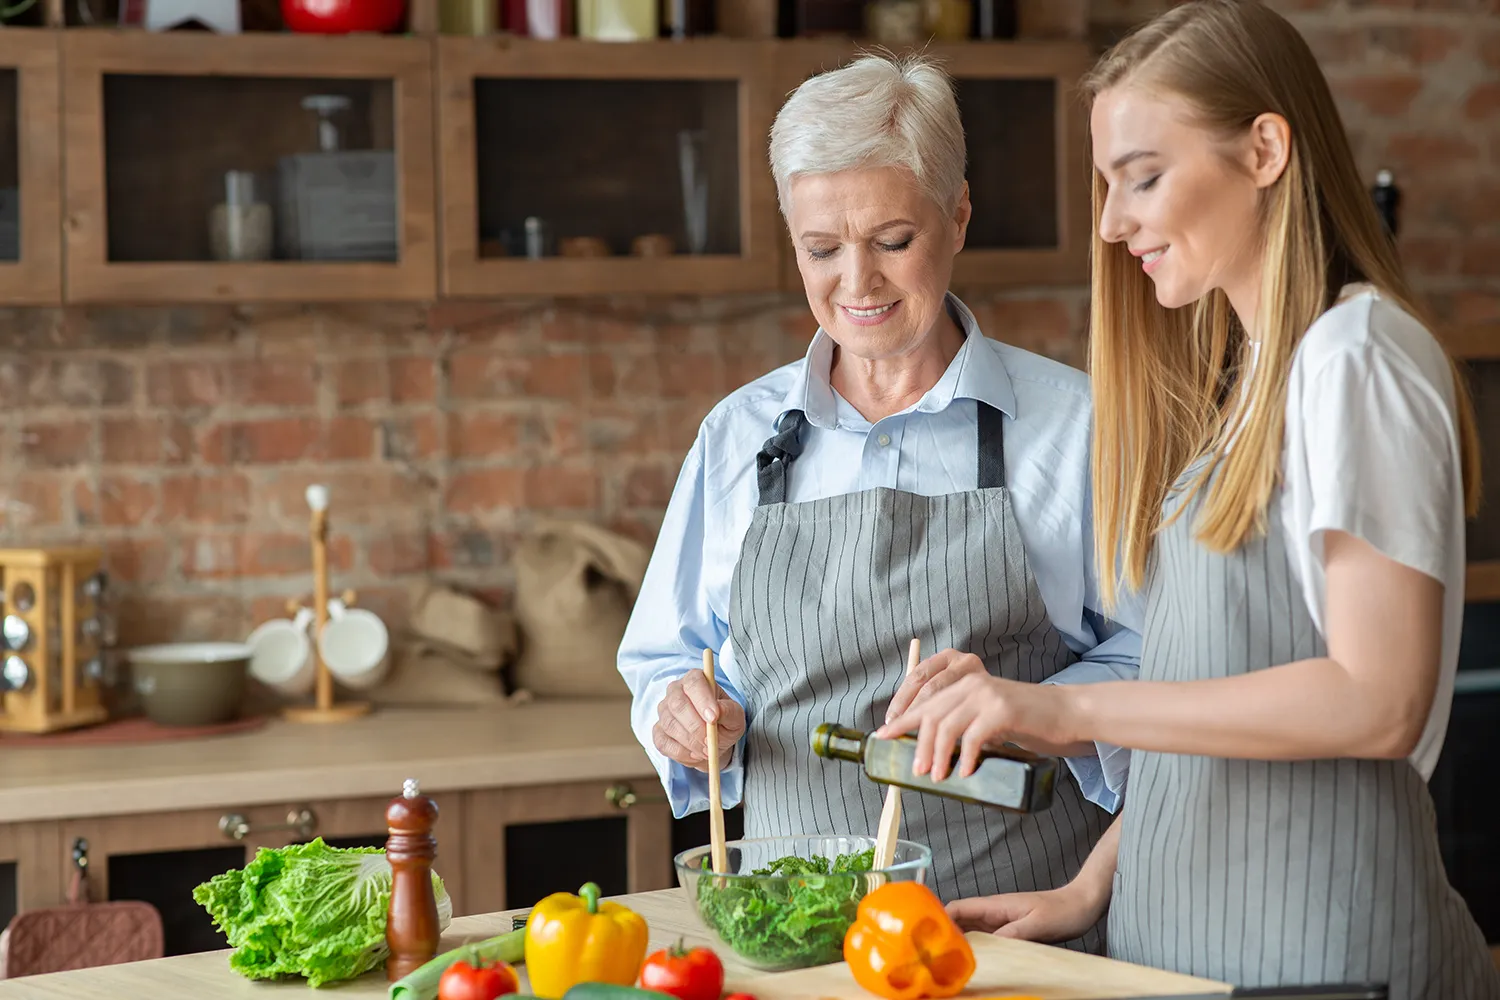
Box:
[283,485,372,724]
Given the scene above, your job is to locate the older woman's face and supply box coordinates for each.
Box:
[788,166,969,361]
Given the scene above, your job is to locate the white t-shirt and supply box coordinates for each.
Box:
[1272,283,1465,780]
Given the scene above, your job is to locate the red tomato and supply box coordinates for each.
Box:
[638,940,725,1000]
[437,958,519,1000]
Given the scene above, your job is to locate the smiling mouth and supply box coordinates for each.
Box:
[842,303,896,318]
[1140,248,1166,264]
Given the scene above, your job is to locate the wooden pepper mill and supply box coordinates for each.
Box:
[385,777,440,982]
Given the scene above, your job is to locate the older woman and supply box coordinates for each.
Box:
[616,52,1139,950]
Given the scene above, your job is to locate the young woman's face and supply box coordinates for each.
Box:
[1091,86,1265,310]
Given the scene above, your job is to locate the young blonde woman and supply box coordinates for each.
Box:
[879,1,1500,994]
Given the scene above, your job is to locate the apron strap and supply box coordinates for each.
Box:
[977,400,1007,490]
[756,409,807,506]
[754,401,1007,506]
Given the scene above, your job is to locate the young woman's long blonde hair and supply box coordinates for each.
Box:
[1086,0,1482,609]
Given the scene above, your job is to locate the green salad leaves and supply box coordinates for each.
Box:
[193,837,453,987]
[695,848,875,970]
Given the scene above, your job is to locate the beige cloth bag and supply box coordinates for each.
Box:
[369,580,524,708]
[511,520,649,699]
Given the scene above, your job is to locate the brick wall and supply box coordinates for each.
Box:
[1,0,1496,649]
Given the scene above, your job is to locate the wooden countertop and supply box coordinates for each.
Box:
[0,888,1231,1000]
[0,700,654,823]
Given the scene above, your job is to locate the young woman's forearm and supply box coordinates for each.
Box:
[1063,655,1429,761]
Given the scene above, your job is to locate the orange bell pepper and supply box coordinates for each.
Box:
[842,881,976,1000]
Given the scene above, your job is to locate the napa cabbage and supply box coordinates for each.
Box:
[193,836,452,987]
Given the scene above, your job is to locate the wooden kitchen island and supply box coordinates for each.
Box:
[0,701,674,928]
[0,888,1231,999]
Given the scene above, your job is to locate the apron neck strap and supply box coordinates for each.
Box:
[977,400,1006,490]
[755,401,1007,507]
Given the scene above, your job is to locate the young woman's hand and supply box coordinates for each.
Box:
[946,883,1107,944]
[876,666,1076,780]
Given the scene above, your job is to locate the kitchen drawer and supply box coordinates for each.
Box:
[462,780,673,916]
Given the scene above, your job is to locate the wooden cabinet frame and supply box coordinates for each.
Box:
[775,40,1093,291]
[0,821,64,912]
[437,37,780,297]
[0,30,63,305]
[461,780,673,916]
[61,31,437,303]
[57,793,464,909]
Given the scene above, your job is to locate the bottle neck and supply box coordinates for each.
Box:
[812,723,867,763]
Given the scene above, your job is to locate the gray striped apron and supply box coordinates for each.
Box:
[1110,463,1500,997]
[729,401,1112,954]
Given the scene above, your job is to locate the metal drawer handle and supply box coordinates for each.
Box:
[219,808,318,841]
[605,783,667,810]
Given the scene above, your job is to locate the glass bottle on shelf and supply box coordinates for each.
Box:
[972,0,1014,38]
[209,170,275,262]
[678,129,709,255]
[660,0,713,37]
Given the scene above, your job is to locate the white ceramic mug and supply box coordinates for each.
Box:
[246,607,316,696]
[317,599,390,691]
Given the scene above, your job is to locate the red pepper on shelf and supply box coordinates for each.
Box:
[280,0,407,34]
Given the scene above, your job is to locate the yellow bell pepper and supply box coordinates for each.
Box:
[524,882,648,998]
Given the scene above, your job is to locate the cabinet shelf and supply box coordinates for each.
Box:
[774,39,1094,292]
[61,29,436,303]
[0,31,1103,303]
[437,36,780,298]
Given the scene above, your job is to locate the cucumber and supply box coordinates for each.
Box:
[561,984,668,1000]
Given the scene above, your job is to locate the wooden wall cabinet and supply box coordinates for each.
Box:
[0,29,62,305]
[437,37,780,297]
[775,40,1093,292]
[61,31,436,303]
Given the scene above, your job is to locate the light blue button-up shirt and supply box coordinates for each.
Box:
[617,294,1142,821]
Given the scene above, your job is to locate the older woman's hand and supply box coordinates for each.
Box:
[885,648,989,723]
[653,670,747,772]
[877,672,1078,780]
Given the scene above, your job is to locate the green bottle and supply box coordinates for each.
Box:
[811,722,1058,813]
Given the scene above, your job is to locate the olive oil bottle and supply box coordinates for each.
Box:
[811,722,1058,813]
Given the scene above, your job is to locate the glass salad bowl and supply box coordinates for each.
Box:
[674,834,932,972]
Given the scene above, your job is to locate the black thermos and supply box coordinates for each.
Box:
[1371,167,1400,238]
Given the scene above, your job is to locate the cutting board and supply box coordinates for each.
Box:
[735,932,1231,999]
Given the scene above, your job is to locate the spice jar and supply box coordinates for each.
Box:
[209,171,274,262]
[923,0,969,39]
[440,0,495,34]
[502,0,570,36]
[866,0,922,45]
[578,0,656,38]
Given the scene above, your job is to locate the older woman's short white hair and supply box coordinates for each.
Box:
[769,52,966,216]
